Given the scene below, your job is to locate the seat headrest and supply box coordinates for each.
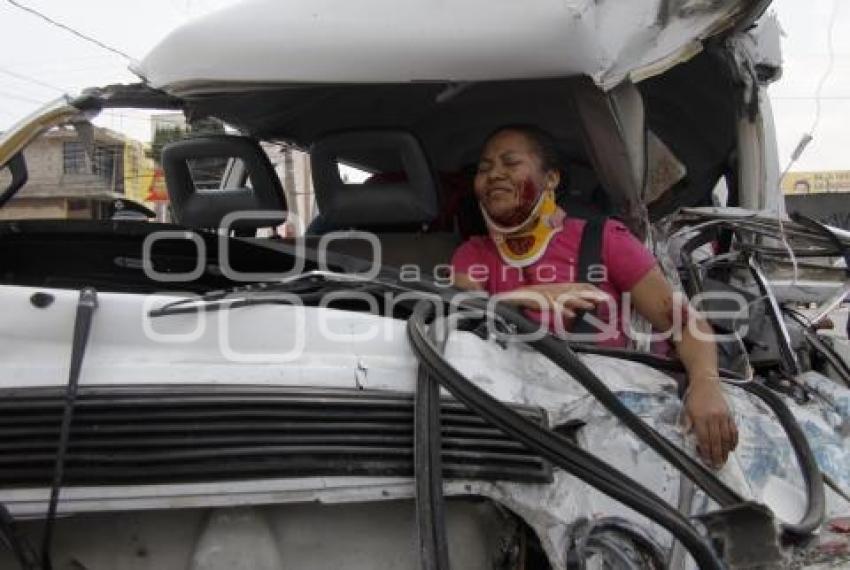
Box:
[162,135,286,231]
[310,130,439,229]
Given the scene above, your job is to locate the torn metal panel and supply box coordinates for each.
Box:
[646,131,688,205]
[573,79,650,237]
[737,10,784,85]
[0,500,519,570]
[0,97,86,167]
[697,502,788,569]
[134,0,771,96]
[0,84,180,168]
[0,321,847,568]
[443,331,850,568]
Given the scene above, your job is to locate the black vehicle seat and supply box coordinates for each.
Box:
[309,130,461,275]
[556,160,612,219]
[162,135,287,235]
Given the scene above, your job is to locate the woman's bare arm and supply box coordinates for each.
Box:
[629,267,738,467]
[456,266,736,465]
[454,273,609,317]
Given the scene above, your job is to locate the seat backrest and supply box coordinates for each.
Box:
[310,130,439,231]
[556,160,612,219]
[308,130,462,272]
[163,135,286,232]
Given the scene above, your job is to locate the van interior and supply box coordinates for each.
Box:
[149,49,740,284]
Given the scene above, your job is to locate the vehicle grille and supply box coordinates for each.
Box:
[0,386,551,487]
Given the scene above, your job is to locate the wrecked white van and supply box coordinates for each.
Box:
[1,1,850,569]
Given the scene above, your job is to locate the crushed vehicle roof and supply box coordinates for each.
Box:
[134,0,770,96]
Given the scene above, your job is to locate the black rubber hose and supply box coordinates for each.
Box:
[567,344,825,538]
[407,301,725,570]
[0,505,39,570]
[41,288,98,570]
[413,364,451,570]
[568,516,667,570]
[476,296,824,539]
[790,213,850,276]
[823,473,850,504]
[580,535,644,570]
[585,518,668,568]
[400,279,820,543]
[736,381,825,537]
[784,308,850,389]
[570,344,742,380]
[474,300,744,509]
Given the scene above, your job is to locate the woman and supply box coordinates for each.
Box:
[452,125,738,467]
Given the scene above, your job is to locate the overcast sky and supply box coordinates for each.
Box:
[0,0,847,172]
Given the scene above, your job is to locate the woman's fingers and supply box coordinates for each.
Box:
[555,295,595,311]
[718,416,738,467]
[694,416,723,467]
[708,419,725,467]
[685,380,738,468]
[694,418,712,465]
[553,289,610,309]
[694,414,738,468]
[550,288,611,319]
[496,283,611,316]
[567,283,610,300]
[544,292,575,318]
[727,416,739,450]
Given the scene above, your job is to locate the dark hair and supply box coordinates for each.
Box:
[486,124,564,175]
[484,125,568,196]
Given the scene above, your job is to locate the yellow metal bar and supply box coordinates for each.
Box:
[0,97,88,166]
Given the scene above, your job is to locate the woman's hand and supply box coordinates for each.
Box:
[630,268,738,467]
[496,282,611,318]
[684,377,738,468]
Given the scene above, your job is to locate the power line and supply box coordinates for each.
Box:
[7,54,120,68]
[5,0,134,62]
[0,65,63,92]
[0,89,42,104]
[39,62,133,75]
[0,77,154,126]
[773,0,843,282]
[808,0,841,136]
[778,0,843,173]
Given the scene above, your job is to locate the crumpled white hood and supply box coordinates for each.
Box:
[135,0,766,96]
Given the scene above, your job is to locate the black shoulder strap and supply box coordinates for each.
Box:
[576,217,606,283]
[572,217,606,337]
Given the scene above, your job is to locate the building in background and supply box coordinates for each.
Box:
[261,142,315,234]
[123,138,158,207]
[150,113,317,232]
[0,113,319,229]
[151,113,187,135]
[783,171,850,194]
[0,126,156,221]
[785,171,850,230]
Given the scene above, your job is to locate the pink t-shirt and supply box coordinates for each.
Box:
[451,218,657,347]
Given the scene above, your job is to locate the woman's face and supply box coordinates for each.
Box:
[473,130,559,227]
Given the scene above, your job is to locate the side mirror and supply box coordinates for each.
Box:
[110,198,156,220]
[162,135,286,232]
